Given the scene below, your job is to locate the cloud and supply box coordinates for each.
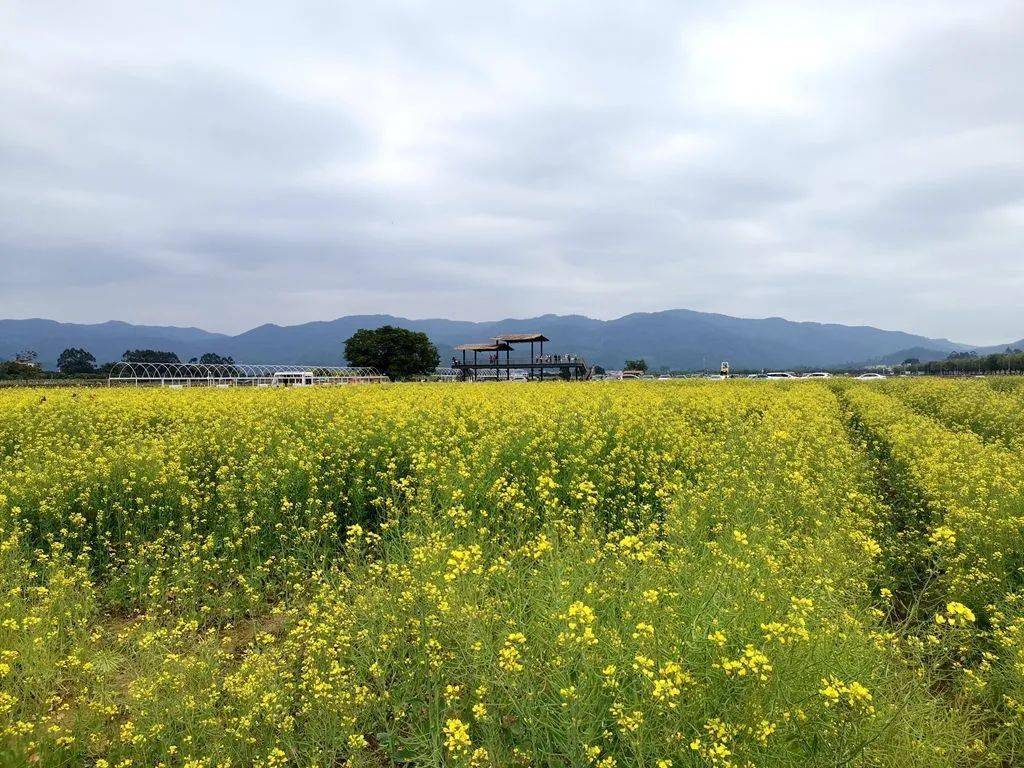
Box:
[0,0,1021,343]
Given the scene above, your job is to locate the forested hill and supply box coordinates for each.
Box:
[2,310,1011,371]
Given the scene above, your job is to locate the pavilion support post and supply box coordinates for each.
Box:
[506,348,510,380]
[473,350,478,381]
[539,340,544,381]
[462,349,466,381]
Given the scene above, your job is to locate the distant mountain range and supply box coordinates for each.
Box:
[2,312,1021,371]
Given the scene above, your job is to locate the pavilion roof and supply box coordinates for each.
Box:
[492,333,549,343]
[455,342,514,352]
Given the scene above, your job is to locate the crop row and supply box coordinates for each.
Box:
[842,384,1024,760]
[882,377,1024,451]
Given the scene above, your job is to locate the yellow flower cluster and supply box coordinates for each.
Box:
[718,645,773,682]
[650,661,694,708]
[558,601,599,648]
[819,677,876,717]
[936,601,976,627]
[498,632,527,673]
[443,717,472,757]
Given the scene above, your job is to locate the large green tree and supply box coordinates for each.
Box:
[344,326,438,379]
[57,347,97,374]
[624,358,648,372]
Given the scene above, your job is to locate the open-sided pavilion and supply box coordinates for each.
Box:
[454,332,589,381]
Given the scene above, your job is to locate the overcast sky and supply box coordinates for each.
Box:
[2,1,1022,343]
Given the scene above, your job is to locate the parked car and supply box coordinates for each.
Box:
[802,372,831,379]
[855,372,886,380]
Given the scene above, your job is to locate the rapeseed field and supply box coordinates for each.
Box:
[2,380,1022,767]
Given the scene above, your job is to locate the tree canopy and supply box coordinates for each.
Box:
[624,359,648,372]
[198,353,235,365]
[57,347,97,374]
[0,361,41,380]
[122,349,180,364]
[344,326,438,379]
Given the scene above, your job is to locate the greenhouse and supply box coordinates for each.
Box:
[107,361,388,387]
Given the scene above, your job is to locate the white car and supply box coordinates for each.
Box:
[855,373,887,381]
[764,372,799,380]
[802,372,831,379]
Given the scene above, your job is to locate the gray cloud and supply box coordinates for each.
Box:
[0,0,1022,343]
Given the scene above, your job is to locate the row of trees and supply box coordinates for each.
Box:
[1,349,238,379]
[901,348,1024,375]
[4,327,441,381]
[0,361,44,380]
[113,350,235,366]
